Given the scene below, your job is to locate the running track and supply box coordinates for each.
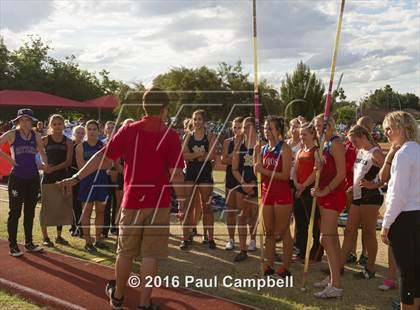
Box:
[0,240,257,310]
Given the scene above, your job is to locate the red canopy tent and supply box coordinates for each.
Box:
[0,90,118,120]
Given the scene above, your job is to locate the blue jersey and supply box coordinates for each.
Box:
[79,140,109,202]
[10,130,38,179]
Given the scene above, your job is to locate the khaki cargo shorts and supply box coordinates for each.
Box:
[117,207,170,259]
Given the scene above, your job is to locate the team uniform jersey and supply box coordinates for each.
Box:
[185,133,213,184]
[235,142,257,196]
[261,141,292,205]
[296,146,317,185]
[42,135,68,184]
[317,136,346,212]
[79,140,109,202]
[10,130,38,179]
[225,138,238,190]
[352,146,383,206]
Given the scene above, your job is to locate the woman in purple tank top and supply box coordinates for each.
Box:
[0,109,49,257]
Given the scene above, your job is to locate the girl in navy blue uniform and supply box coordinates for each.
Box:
[41,114,73,247]
[0,109,47,256]
[76,120,109,252]
[221,117,243,251]
[69,125,85,237]
[181,110,217,249]
[232,117,258,262]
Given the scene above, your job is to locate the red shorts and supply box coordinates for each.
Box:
[317,190,346,212]
[262,192,293,206]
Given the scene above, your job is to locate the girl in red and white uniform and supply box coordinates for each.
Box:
[311,114,346,299]
[254,116,293,279]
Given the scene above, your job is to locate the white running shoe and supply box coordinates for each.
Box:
[313,276,331,288]
[247,239,257,251]
[225,239,235,250]
[314,285,343,299]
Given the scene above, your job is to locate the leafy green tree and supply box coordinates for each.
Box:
[360,85,420,110]
[280,61,325,120]
[0,36,125,121]
[337,105,357,126]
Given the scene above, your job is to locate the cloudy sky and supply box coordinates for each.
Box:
[1,0,419,101]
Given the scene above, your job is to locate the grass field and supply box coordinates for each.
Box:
[0,173,398,310]
[0,290,43,310]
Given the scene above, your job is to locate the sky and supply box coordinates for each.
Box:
[1,0,419,101]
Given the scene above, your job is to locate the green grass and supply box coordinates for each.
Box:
[0,290,44,310]
[0,177,398,310]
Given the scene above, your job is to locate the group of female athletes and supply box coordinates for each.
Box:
[1,110,135,256]
[1,107,419,307]
[178,109,419,306]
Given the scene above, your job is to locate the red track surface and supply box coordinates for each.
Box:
[0,240,256,310]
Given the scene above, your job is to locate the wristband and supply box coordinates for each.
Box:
[71,173,81,183]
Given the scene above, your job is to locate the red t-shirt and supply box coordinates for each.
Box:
[104,116,184,209]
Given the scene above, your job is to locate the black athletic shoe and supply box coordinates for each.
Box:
[85,243,97,253]
[95,241,110,250]
[264,266,275,277]
[180,240,189,250]
[273,267,292,280]
[105,280,124,310]
[358,254,368,267]
[55,237,69,246]
[9,244,23,257]
[208,239,216,249]
[234,251,248,262]
[25,242,43,253]
[346,253,357,264]
[42,238,54,247]
[192,228,198,236]
[354,268,375,279]
[110,228,119,236]
[275,252,282,262]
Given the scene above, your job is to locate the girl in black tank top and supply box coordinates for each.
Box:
[41,114,73,247]
[221,117,243,250]
[180,110,216,250]
[231,117,258,261]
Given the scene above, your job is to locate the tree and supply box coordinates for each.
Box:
[280,61,325,121]
[153,61,282,124]
[0,36,125,121]
[360,85,420,111]
[337,105,357,126]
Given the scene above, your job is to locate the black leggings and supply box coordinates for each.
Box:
[389,211,420,305]
[293,186,324,260]
[71,184,82,232]
[7,174,40,246]
[103,187,117,235]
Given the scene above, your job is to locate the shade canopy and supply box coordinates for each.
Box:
[0,90,118,109]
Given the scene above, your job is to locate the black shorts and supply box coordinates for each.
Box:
[389,211,420,305]
[353,195,383,206]
[185,162,213,184]
[235,184,258,198]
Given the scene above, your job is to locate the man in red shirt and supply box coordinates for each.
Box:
[59,87,185,310]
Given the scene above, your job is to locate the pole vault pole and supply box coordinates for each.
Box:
[301,0,346,291]
[252,0,264,277]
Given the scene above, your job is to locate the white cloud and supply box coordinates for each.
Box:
[0,0,418,101]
